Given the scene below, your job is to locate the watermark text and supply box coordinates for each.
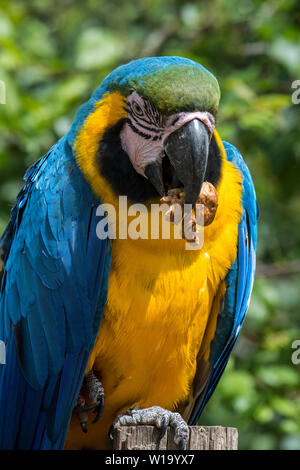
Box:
[291,80,300,104]
[291,339,300,365]
[0,340,5,365]
[96,196,205,250]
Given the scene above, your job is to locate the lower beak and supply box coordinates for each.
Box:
[144,160,165,197]
[164,119,210,206]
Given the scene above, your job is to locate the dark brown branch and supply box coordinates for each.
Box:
[256,259,300,277]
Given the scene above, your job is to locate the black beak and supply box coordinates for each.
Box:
[164,119,210,206]
[144,160,165,197]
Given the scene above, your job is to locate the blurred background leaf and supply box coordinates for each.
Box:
[0,0,300,449]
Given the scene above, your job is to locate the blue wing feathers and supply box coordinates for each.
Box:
[0,134,257,444]
[0,137,111,448]
[189,141,257,424]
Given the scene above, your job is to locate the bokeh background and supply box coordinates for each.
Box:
[0,0,300,450]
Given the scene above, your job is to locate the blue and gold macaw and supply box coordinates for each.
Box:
[0,57,257,450]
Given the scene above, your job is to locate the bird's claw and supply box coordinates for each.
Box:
[74,400,89,433]
[157,416,168,441]
[91,395,105,424]
[178,438,187,450]
[110,405,189,450]
[75,370,105,433]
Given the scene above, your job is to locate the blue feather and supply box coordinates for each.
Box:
[0,136,112,449]
[189,141,258,424]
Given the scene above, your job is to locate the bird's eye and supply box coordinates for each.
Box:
[132,101,143,116]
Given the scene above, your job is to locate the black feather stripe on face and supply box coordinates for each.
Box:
[126,119,153,140]
[124,93,164,142]
[97,120,222,204]
[127,114,162,134]
[98,119,159,203]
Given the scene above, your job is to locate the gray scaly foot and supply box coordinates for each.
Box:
[110,405,189,449]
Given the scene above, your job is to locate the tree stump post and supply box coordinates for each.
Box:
[113,426,238,450]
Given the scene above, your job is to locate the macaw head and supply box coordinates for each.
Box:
[69,56,221,206]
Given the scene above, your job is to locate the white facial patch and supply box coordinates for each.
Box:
[120,91,215,177]
[164,111,215,140]
[120,123,163,176]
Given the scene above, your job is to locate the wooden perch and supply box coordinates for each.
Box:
[113,425,238,450]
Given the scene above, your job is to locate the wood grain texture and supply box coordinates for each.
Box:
[113,425,238,450]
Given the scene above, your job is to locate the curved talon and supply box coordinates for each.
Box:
[108,424,114,441]
[75,404,89,433]
[157,416,168,441]
[178,438,187,450]
[91,395,105,424]
[80,422,88,434]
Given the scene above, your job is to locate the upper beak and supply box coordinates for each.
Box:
[164,119,210,206]
[144,119,210,205]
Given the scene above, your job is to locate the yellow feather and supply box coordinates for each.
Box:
[65,94,242,449]
[74,91,127,207]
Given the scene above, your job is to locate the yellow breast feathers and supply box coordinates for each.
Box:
[65,92,242,450]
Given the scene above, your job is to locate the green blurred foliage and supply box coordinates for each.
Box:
[0,0,300,449]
